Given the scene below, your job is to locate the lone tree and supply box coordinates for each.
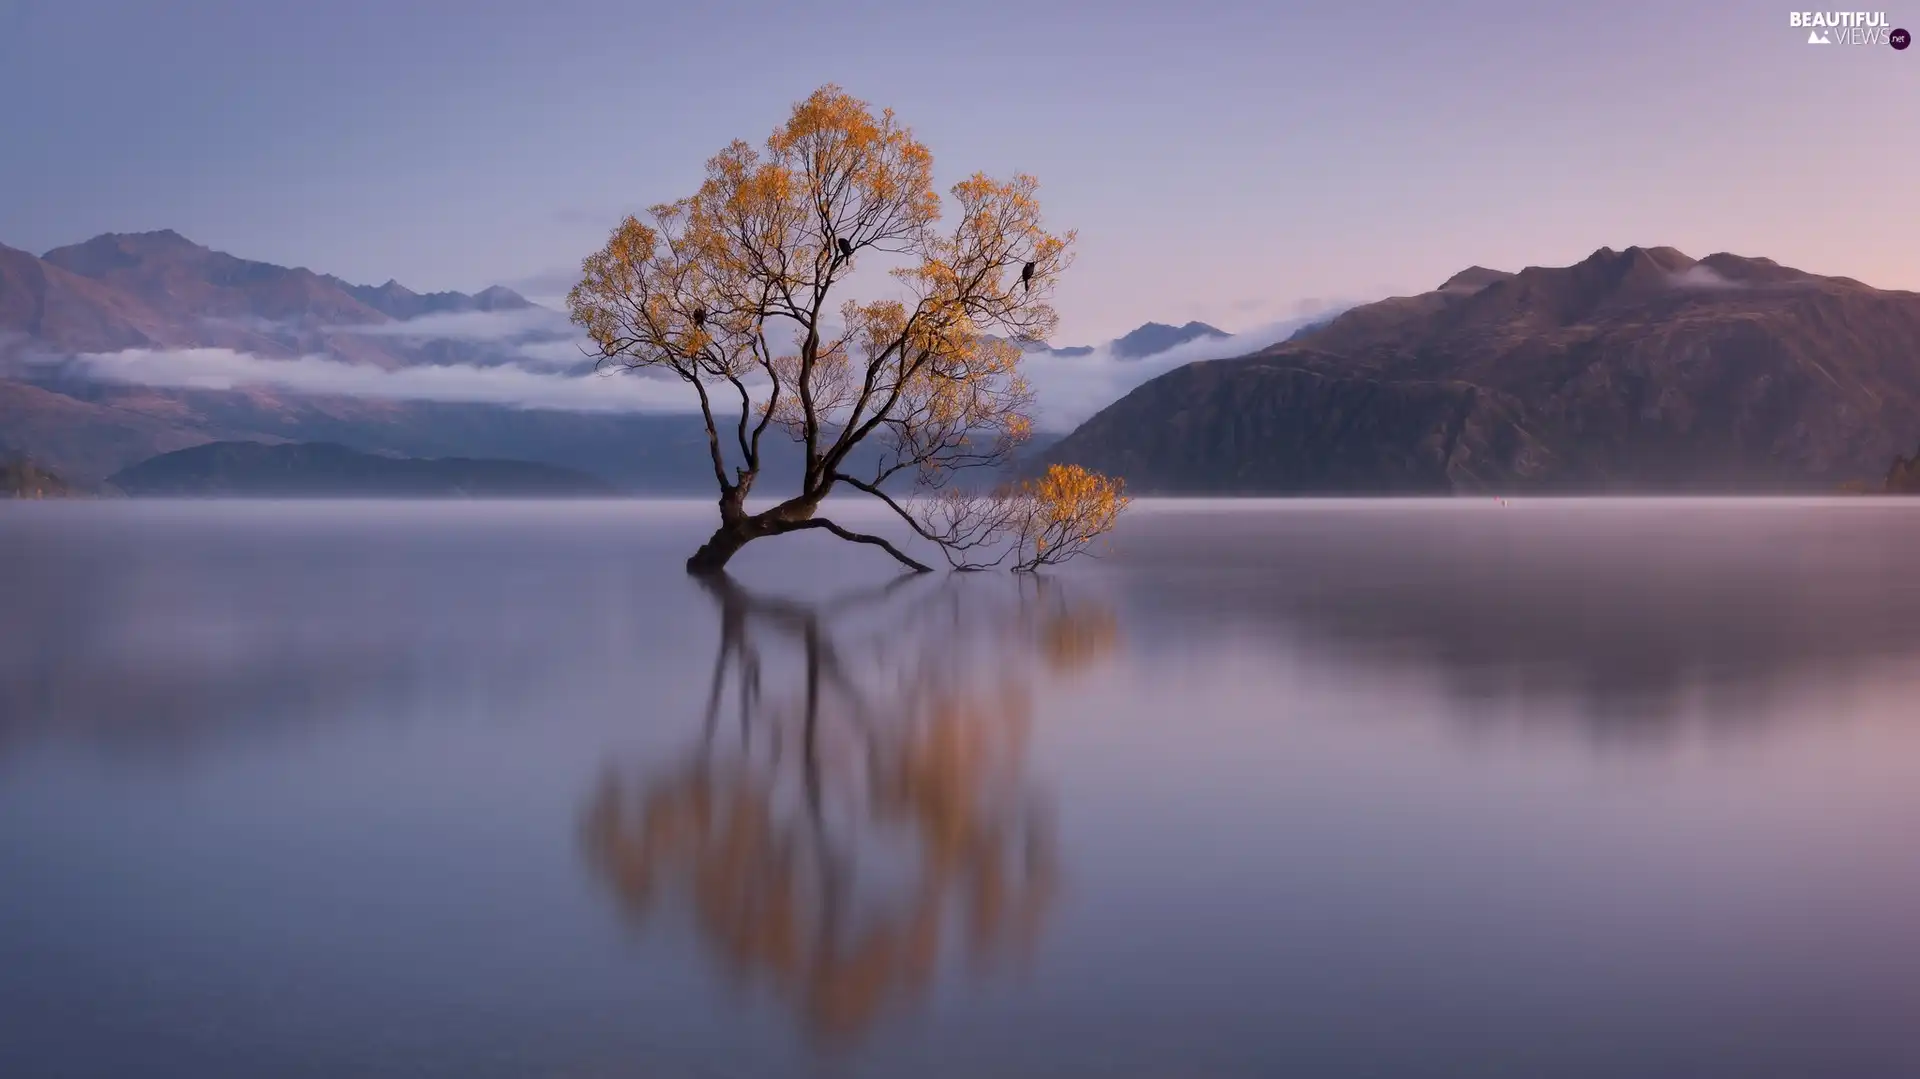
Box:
[568,85,1127,575]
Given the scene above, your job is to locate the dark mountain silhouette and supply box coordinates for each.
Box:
[0,376,215,483]
[1044,246,1920,493]
[1109,320,1230,359]
[322,278,532,320]
[1013,338,1095,358]
[2,231,1228,487]
[109,441,617,497]
[1437,266,1515,294]
[995,319,1232,361]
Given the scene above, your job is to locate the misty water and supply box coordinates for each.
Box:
[7,498,1920,1078]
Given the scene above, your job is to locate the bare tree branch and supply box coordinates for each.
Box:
[566,85,1121,575]
[782,517,933,573]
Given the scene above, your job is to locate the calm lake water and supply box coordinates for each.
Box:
[7,498,1920,1078]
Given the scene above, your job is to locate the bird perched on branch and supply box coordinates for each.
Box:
[837,237,853,259]
[692,308,707,328]
[1020,261,1035,292]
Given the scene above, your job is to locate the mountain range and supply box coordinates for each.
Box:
[0,230,1217,488]
[0,230,735,487]
[1043,246,1920,492]
[1004,320,1232,359]
[7,231,1918,495]
[1,229,543,364]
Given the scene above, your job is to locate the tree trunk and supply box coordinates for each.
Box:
[685,493,826,575]
[686,520,756,575]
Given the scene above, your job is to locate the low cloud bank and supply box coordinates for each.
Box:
[49,299,1362,428]
[1669,264,1743,290]
[199,305,594,369]
[1021,302,1359,430]
[331,306,574,341]
[72,348,706,413]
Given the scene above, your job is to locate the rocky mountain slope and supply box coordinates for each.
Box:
[1043,246,1920,492]
[2,230,544,366]
[0,230,1193,488]
[0,231,678,484]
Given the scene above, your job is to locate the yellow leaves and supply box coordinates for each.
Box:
[565,83,1124,563]
[768,85,874,150]
[1005,410,1035,444]
[568,215,663,356]
[904,463,1129,571]
[762,85,940,260]
[850,298,910,354]
[1032,464,1126,523]
[898,171,1075,348]
[1008,465,1130,571]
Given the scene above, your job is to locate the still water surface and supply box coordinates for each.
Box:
[6,499,1920,1077]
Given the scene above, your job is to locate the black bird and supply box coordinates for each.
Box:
[1020,261,1035,292]
[692,308,707,328]
[837,237,853,259]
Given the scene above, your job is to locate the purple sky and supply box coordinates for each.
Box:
[1,0,1914,343]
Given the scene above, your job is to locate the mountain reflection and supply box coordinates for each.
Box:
[578,573,1117,1049]
[1117,501,1920,732]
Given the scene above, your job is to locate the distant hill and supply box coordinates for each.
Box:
[1043,246,1920,493]
[108,441,619,497]
[0,453,73,498]
[0,229,1146,489]
[1109,321,1230,359]
[0,230,625,484]
[322,279,531,320]
[30,229,533,342]
[994,320,1233,362]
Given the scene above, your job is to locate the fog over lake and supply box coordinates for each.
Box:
[7,499,1920,1078]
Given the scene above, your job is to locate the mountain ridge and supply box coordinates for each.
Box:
[1,228,1242,485]
[0,230,607,482]
[995,319,1232,361]
[109,440,618,497]
[1042,245,1920,493]
[13,230,1916,495]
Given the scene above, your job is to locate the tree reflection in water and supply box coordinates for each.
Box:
[579,572,1118,1049]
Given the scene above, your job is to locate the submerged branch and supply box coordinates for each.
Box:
[784,517,934,573]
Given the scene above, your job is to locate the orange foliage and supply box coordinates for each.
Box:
[566,85,1126,571]
[580,576,1117,1045]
